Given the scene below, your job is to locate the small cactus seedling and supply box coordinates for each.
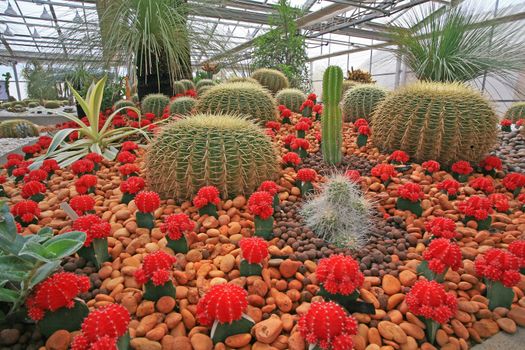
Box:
[418,238,462,283]
[296,168,317,196]
[193,186,220,218]
[134,191,160,229]
[120,176,145,204]
[69,195,96,216]
[160,213,194,253]
[257,180,280,210]
[72,214,111,268]
[248,191,274,240]
[21,181,46,203]
[10,200,40,226]
[196,283,253,344]
[239,237,268,276]
[134,251,177,301]
[396,182,424,217]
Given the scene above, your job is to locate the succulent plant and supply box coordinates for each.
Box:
[146,114,279,200]
[322,66,343,165]
[134,191,160,229]
[504,102,525,123]
[193,185,220,218]
[113,99,135,111]
[196,82,277,122]
[372,82,498,166]
[342,84,387,122]
[134,250,177,301]
[69,195,95,216]
[300,174,373,249]
[160,213,194,253]
[275,88,307,113]
[43,100,61,109]
[179,79,195,91]
[251,68,289,94]
[27,102,40,108]
[0,119,39,138]
[196,79,215,89]
[227,76,260,85]
[197,85,213,95]
[169,97,196,116]
[141,93,170,118]
[346,67,374,83]
[173,81,186,95]
[342,80,360,97]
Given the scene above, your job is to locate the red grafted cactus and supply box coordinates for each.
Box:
[282,152,301,166]
[160,213,195,240]
[21,181,46,199]
[475,248,521,287]
[353,118,368,130]
[134,250,176,286]
[239,237,268,264]
[119,163,140,177]
[469,177,494,194]
[316,254,364,295]
[37,135,52,148]
[41,159,60,174]
[196,283,248,326]
[24,169,48,183]
[75,174,98,194]
[71,159,95,175]
[389,150,410,164]
[85,152,103,164]
[298,301,358,350]
[72,214,111,247]
[296,168,317,182]
[423,238,462,274]
[451,161,473,175]
[134,191,161,213]
[406,280,457,324]
[479,155,502,173]
[422,160,440,173]
[397,182,423,202]
[248,191,274,219]
[424,217,457,239]
[116,151,136,164]
[120,176,145,194]
[258,181,279,196]
[70,195,96,216]
[26,272,90,321]
[371,163,397,183]
[11,200,40,224]
[509,240,525,268]
[437,179,460,196]
[502,173,525,192]
[121,141,139,153]
[193,186,220,209]
[458,196,493,220]
[488,193,510,213]
[344,170,361,182]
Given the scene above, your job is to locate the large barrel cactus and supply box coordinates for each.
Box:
[322,66,343,165]
[0,119,39,138]
[141,94,170,118]
[179,79,195,91]
[342,80,360,97]
[251,69,289,94]
[275,88,307,113]
[169,97,196,116]
[227,76,260,85]
[173,81,186,95]
[196,79,215,90]
[341,84,387,122]
[196,82,277,122]
[146,114,279,200]
[113,99,135,111]
[504,102,525,122]
[372,82,498,166]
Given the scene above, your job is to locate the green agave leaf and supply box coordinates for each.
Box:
[37,227,53,238]
[0,203,17,242]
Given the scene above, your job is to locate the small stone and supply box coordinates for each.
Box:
[45,330,70,350]
[186,249,203,262]
[172,336,192,350]
[378,321,407,344]
[399,270,417,287]
[382,275,401,295]
[508,306,525,326]
[130,337,162,350]
[225,333,252,348]
[496,318,517,333]
[0,329,20,346]
[254,316,284,344]
[279,259,300,278]
[220,254,235,273]
[190,333,213,350]
[156,296,176,313]
[473,319,499,338]
[288,331,306,350]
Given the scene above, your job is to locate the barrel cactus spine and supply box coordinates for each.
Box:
[275,88,307,113]
[251,68,289,94]
[141,93,170,118]
[504,102,525,123]
[342,84,387,122]
[169,97,196,116]
[0,119,39,138]
[321,66,343,165]
[173,81,186,95]
[196,79,215,89]
[178,79,195,91]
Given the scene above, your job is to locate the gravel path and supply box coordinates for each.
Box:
[0,137,39,160]
[491,129,525,173]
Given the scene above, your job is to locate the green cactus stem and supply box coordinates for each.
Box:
[423,318,440,345]
[239,259,263,276]
[166,236,188,254]
[136,211,155,229]
[463,216,492,231]
[356,134,368,147]
[301,106,312,118]
[29,193,45,203]
[317,285,374,314]
[272,194,279,211]
[121,192,136,205]
[15,216,38,227]
[321,66,343,165]
[143,280,176,301]
[199,203,218,218]
[254,216,274,240]
[297,130,305,139]
[300,181,314,196]
[396,198,422,217]
[501,124,511,132]
[417,260,446,283]
[211,315,255,344]
[77,238,110,269]
[452,172,469,183]
[38,299,89,337]
[117,333,131,350]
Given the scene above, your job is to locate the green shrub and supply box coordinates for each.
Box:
[196,82,277,122]
[43,101,61,109]
[275,88,307,113]
[196,79,215,90]
[251,68,289,94]
[173,81,186,95]
[179,79,195,91]
[300,174,373,249]
[504,102,525,123]
[141,93,170,118]
[146,114,279,200]
[342,84,388,122]
[114,99,136,111]
[169,97,196,116]
[372,81,498,166]
[0,119,39,138]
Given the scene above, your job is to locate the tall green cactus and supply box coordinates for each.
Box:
[321,66,343,165]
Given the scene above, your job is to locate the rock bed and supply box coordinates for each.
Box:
[491,130,525,173]
[0,136,39,159]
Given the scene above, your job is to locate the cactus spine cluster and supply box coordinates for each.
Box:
[169,97,196,116]
[173,81,186,95]
[342,80,360,97]
[178,79,195,91]
[141,93,170,118]
[146,114,279,200]
[251,68,289,94]
[504,102,525,122]
[372,82,498,166]
[321,66,343,165]
[0,119,39,138]
[196,82,277,122]
[275,88,307,113]
[227,76,260,85]
[341,84,387,122]
[196,79,215,94]
[113,99,135,111]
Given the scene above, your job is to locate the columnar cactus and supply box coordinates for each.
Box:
[275,88,307,113]
[178,79,195,91]
[321,66,343,165]
[372,82,498,166]
[169,96,196,116]
[134,250,177,301]
[341,84,387,122]
[146,114,279,200]
[504,101,525,122]
[141,93,170,118]
[251,68,289,94]
[196,82,277,122]
[0,119,39,138]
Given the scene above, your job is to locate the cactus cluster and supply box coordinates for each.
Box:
[251,68,289,94]
[342,84,387,122]
[196,82,277,122]
[0,119,39,138]
[146,114,279,200]
[504,102,525,122]
[141,93,170,118]
[372,82,498,166]
[300,174,373,249]
[113,99,135,111]
[169,97,196,116]
[321,66,343,165]
[178,79,195,91]
[275,88,307,113]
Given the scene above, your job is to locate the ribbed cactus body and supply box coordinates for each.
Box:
[504,102,525,123]
[342,84,387,122]
[179,79,195,91]
[141,93,170,118]
[321,66,343,165]
[173,81,186,95]
[169,97,196,116]
[198,85,213,96]
[196,79,215,90]
[0,119,39,138]
[146,114,279,200]
[275,88,307,113]
[227,76,260,85]
[251,68,289,94]
[196,82,277,122]
[342,80,360,97]
[372,82,498,166]
[113,99,135,111]
[44,101,61,109]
